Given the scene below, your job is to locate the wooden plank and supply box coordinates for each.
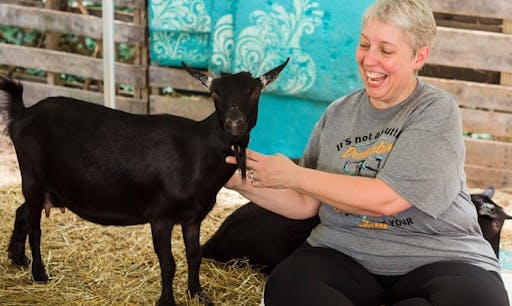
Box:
[44,0,61,86]
[435,19,501,33]
[461,108,512,139]
[0,4,145,44]
[463,139,512,189]
[421,77,512,113]
[149,65,209,93]
[464,138,512,170]
[149,95,213,121]
[434,13,502,33]
[20,80,147,114]
[465,164,512,189]
[430,0,512,20]
[0,0,42,6]
[77,0,146,9]
[132,6,149,107]
[3,0,145,8]
[428,27,512,74]
[502,20,512,86]
[0,43,146,87]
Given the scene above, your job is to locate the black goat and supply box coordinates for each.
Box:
[0,58,288,306]
[471,187,512,258]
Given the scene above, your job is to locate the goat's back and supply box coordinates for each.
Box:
[8,97,235,225]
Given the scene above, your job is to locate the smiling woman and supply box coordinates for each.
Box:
[354,0,437,110]
[223,0,510,305]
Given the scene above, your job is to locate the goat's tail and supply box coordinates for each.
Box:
[0,75,26,125]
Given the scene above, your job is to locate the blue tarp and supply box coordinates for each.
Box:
[148,0,373,158]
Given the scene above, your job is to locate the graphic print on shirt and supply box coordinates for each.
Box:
[333,127,414,230]
[337,127,400,178]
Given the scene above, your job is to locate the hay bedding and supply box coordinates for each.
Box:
[0,185,266,305]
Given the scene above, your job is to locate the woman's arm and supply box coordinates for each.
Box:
[225,169,321,219]
[227,150,412,218]
[291,166,412,217]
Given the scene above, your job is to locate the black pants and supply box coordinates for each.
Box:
[264,243,509,306]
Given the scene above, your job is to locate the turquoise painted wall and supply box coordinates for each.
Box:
[149,0,374,158]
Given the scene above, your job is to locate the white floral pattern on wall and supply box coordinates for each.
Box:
[149,0,212,66]
[210,14,234,74]
[233,0,324,94]
[149,0,211,32]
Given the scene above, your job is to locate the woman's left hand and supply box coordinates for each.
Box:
[225,149,298,189]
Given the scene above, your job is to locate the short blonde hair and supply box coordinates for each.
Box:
[363,0,437,53]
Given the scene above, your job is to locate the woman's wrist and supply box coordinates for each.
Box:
[285,163,302,190]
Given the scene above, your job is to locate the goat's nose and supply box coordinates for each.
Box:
[224,117,247,135]
[224,108,248,136]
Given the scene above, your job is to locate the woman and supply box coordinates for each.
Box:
[225,0,509,305]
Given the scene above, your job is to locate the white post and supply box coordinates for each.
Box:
[102,0,116,109]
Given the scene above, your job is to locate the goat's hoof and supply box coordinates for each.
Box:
[8,253,30,267]
[156,296,175,306]
[34,278,49,284]
[32,271,49,283]
[197,291,214,305]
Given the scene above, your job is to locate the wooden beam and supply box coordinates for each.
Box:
[0,0,42,6]
[20,80,147,114]
[465,164,512,189]
[0,43,146,87]
[464,138,512,169]
[0,4,145,44]
[132,5,149,110]
[44,0,61,86]
[420,77,512,113]
[460,108,512,139]
[149,65,209,93]
[430,0,512,20]
[149,95,213,121]
[428,27,512,74]
[79,0,146,9]
[501,20,512,86]
[3,0,145,8]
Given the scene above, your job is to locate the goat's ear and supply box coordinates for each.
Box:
[182,62,213,89]
[482,187,495,199]
[260,57,290,88]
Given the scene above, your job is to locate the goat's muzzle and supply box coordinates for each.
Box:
[224,108,248,140]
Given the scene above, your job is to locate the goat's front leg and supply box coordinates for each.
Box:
[8,202,30,266]
[182,222,213,305]
[150,220,176,306]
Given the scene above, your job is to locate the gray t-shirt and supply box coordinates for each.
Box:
[303,79,500,275]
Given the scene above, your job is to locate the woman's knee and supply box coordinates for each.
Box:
[264,267,355,306]
[263,250,384,306]
[393,262,509,306]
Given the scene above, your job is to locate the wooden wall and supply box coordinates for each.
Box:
[0,0,511,189]
[424,0,512,189]
[0,0,148,113]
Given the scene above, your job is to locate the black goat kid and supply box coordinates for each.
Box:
[0,58,288,306]
[471,187,512,258]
